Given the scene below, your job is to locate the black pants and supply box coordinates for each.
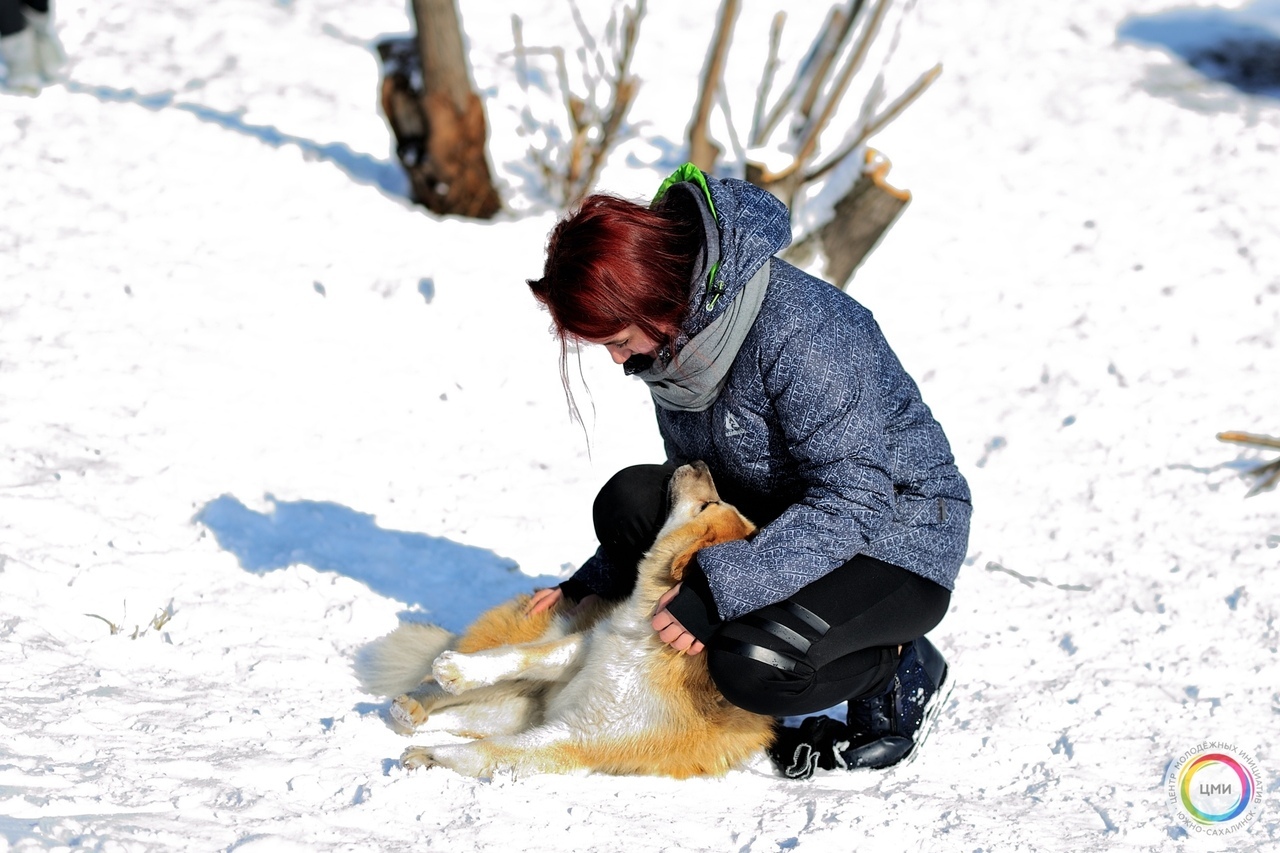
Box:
[593,464,951,717]
[1,1,48,37]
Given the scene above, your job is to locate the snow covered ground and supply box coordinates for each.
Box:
[2,0,1278,850]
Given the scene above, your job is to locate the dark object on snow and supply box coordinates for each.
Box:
[1185,38,1280,95]
[1217,431,1280,497]
[375,0,502,219]
[841,636,949,770]
[1119,10,1280,98]
[377,38,427,169]
[768,716,852,780]
[765,148,912,291]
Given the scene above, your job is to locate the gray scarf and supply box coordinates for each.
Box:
[635,258,770,412]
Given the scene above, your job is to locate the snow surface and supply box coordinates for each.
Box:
[2,0,1278,850]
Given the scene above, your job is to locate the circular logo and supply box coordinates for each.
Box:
[1167,743,1264,835]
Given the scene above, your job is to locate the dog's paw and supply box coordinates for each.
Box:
[432,650,481,694]
[391,694,429,731]
[400,746,440,770]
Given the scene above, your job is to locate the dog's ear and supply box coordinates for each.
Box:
[669,545,698,581]
[706,507,756,546]
[670,512,754,580]
[669,526,720,581]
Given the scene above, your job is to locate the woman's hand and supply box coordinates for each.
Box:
[525,586,563,615]
[651,583,705,655]
[526,588,602,617]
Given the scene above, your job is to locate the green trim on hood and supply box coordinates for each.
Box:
[652,163,725,311]
[652,162,717,220]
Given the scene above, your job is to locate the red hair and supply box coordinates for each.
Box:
[528,192,704,425]
[528,193,702,350]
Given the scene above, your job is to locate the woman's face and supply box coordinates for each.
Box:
[583,325,661,365]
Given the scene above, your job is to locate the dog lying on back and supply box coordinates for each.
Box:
[355,462,775,778]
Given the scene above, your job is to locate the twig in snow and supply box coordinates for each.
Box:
[151,600,176,631]
[85,612,122,635]
[84,600,177,638]
[1217,431,1280,496]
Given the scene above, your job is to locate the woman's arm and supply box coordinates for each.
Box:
[695,301,899,622]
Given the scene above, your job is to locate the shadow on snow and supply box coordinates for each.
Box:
[1118,2,1280,97]
[63,81,412,199]
[195,494,560,632]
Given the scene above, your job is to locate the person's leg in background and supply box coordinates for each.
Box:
[1,0,63,90]
[0,0,42,92]
[22,0,65,79]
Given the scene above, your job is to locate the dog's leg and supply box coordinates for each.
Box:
[402,726,581,777]
[390,682,450,730]
[432,633,588,695]
[407,699,540,738]
[392,681,548,737]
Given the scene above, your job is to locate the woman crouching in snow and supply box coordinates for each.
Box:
[525,164,971,777]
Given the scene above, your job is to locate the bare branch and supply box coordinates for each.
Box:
[757,4,845,146]
[748,12,786,148]
[86,613,122,635]
[616,0,643,87]
[1246,459,1280,496]
[1217,432,1280,496]
[576,0,645,200]
[1218,431,1280,450]
[519,0,646,204]
[151,601,176,631]
[795,4,857,130]
[688,0,740,171]
[790,0,893,176]
[804,62,942,184]
[568,0,603,75]
[512,15,530,91]
[717,83,747,165]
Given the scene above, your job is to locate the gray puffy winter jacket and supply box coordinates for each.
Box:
[571,169,971,623]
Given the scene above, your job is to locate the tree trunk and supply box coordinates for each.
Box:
[388,0,500,219]
[817,150,909,289]
[744,160,805,212]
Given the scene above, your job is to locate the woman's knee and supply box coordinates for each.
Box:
[706,643,897,717]
[591,464,673,554]
[706,647,817,717]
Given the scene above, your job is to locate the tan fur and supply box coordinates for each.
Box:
[361,462,776,778]
[455,594,554,653]
[455,594,610,654]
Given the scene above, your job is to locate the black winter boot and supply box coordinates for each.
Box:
[767,715,852,779]
[840,637,950,770]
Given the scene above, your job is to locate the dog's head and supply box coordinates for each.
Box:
[648,462,756,585]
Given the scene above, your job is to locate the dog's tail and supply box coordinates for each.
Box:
[353,622,456,697]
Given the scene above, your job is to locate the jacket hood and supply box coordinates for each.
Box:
[653,165,791,341]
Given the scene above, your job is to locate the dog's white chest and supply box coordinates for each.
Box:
[548,622,668,733]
